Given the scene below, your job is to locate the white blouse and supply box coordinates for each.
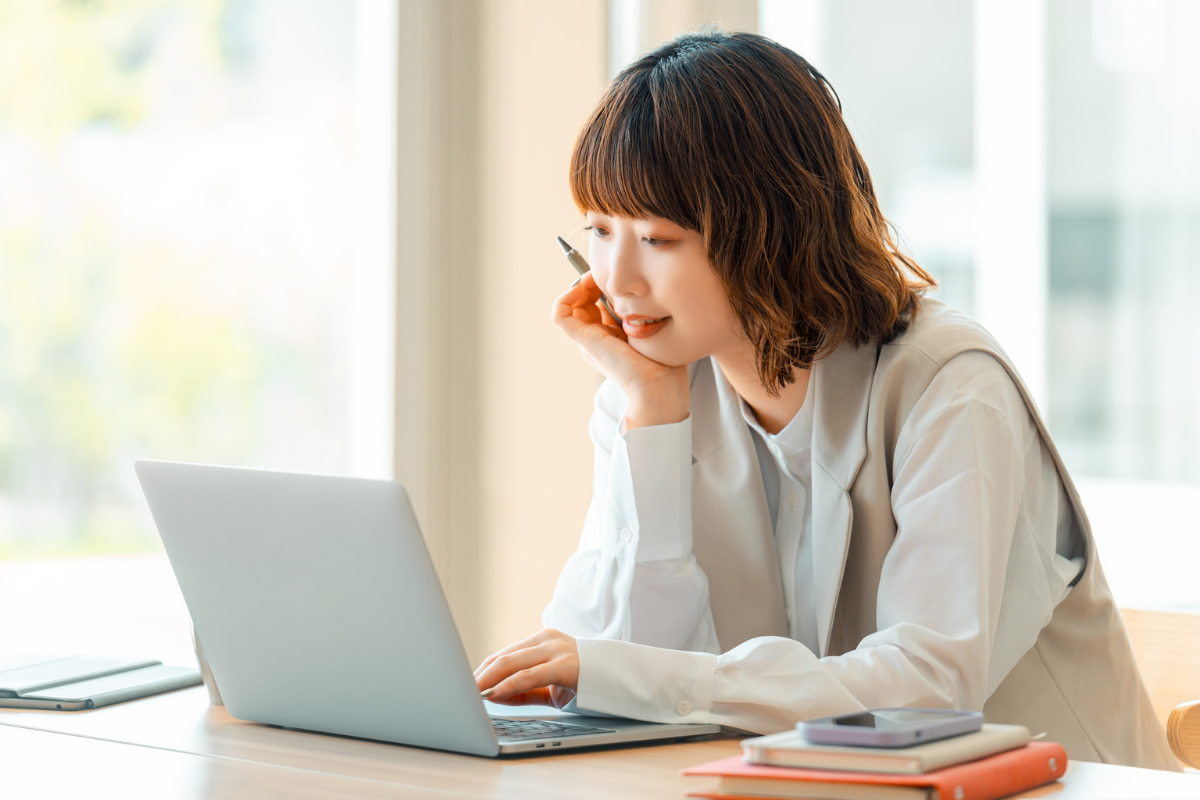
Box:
[743,388,819,653]
[543,351,1085,733]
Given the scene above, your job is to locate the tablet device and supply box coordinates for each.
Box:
[0,654,201,711]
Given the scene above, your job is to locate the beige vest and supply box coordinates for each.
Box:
[686,297,1175,769]
[830,298,1176,767]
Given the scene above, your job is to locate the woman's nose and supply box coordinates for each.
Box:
[606,236,647,298]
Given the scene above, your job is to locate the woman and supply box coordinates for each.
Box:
[474,30,1175,769]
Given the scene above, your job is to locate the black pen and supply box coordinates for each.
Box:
[556,236,623,323]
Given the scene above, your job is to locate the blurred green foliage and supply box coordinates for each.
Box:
[0,0,225,143]
[0,0,282,558]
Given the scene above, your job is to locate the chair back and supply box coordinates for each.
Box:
[1121,608,1200,725]
[1120,607,1200,769]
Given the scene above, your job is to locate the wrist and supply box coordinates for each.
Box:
[623,382,689,430]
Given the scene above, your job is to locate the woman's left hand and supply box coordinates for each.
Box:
[473,628,579,709]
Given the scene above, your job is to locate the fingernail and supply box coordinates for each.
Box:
[480,687,495,698]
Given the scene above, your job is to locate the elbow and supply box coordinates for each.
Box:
[901,648,988,711]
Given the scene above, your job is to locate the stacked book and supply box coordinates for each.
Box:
[683,724,1067,800]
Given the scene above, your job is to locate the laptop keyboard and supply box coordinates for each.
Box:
[490,716,616,742]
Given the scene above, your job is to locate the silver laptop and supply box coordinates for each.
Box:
[134,460,722,756]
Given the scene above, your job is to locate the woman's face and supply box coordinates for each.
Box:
[586,211,744,366]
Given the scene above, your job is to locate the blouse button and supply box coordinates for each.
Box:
[675,700,691,716]
[621,528,633,543]
[786,491,799,509]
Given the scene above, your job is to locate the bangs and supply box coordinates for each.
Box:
[565,30,933,390]
[568,73,703,232]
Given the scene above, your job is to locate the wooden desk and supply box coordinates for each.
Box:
[0,724,439,799]
[2,687,1199,799]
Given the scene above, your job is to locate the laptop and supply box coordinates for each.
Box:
[134,460,722,756]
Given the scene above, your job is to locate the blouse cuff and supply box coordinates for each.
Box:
[574,638,716,724]
[605,415,694,563]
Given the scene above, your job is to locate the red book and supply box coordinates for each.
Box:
[682,741,1067,800]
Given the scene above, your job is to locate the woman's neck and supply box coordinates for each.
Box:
[713,340,810,435]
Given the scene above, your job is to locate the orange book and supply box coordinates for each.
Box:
[682,741,1067,800]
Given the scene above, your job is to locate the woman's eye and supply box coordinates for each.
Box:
[643,237,669,247]
[585,225,609,238]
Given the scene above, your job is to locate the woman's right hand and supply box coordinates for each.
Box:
[552,273,689,430]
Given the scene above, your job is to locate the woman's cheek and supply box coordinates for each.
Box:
[591,267,610,293]
[629,324,694,366]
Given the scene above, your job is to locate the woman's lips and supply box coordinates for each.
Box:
[622,315,670,339]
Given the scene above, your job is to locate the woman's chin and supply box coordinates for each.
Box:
[628,337,694,367]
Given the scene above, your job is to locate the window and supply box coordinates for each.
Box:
[762,0,1200,611]
[0,0,396,652]
[1046,0,1200,612]
[0,0,394,561]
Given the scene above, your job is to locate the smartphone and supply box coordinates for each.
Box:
[555,235,623,322]
[796,708,984,748]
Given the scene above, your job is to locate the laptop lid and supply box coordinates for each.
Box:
[135,460,500,757]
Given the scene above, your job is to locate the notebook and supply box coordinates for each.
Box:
[683,741,1067,800]
[0,654,202,710]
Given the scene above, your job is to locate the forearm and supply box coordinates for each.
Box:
[544,552,718,650]
[575,630,980,734]
[545,410,719,650]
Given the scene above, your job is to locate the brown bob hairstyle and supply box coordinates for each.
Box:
[569,30,934,393]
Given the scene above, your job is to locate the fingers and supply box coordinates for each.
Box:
[568,273,621,327]
[553,274,625,342]
[486,662,565,703]
[597,302,626,339]
[475,641,562,692]
[473,629,555,679]
[487,685,575,708]
[570,271,601,307]
[473,629,579,703]
[487,687,555,707]
[475,643,547,686]
[552,273,603,325]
